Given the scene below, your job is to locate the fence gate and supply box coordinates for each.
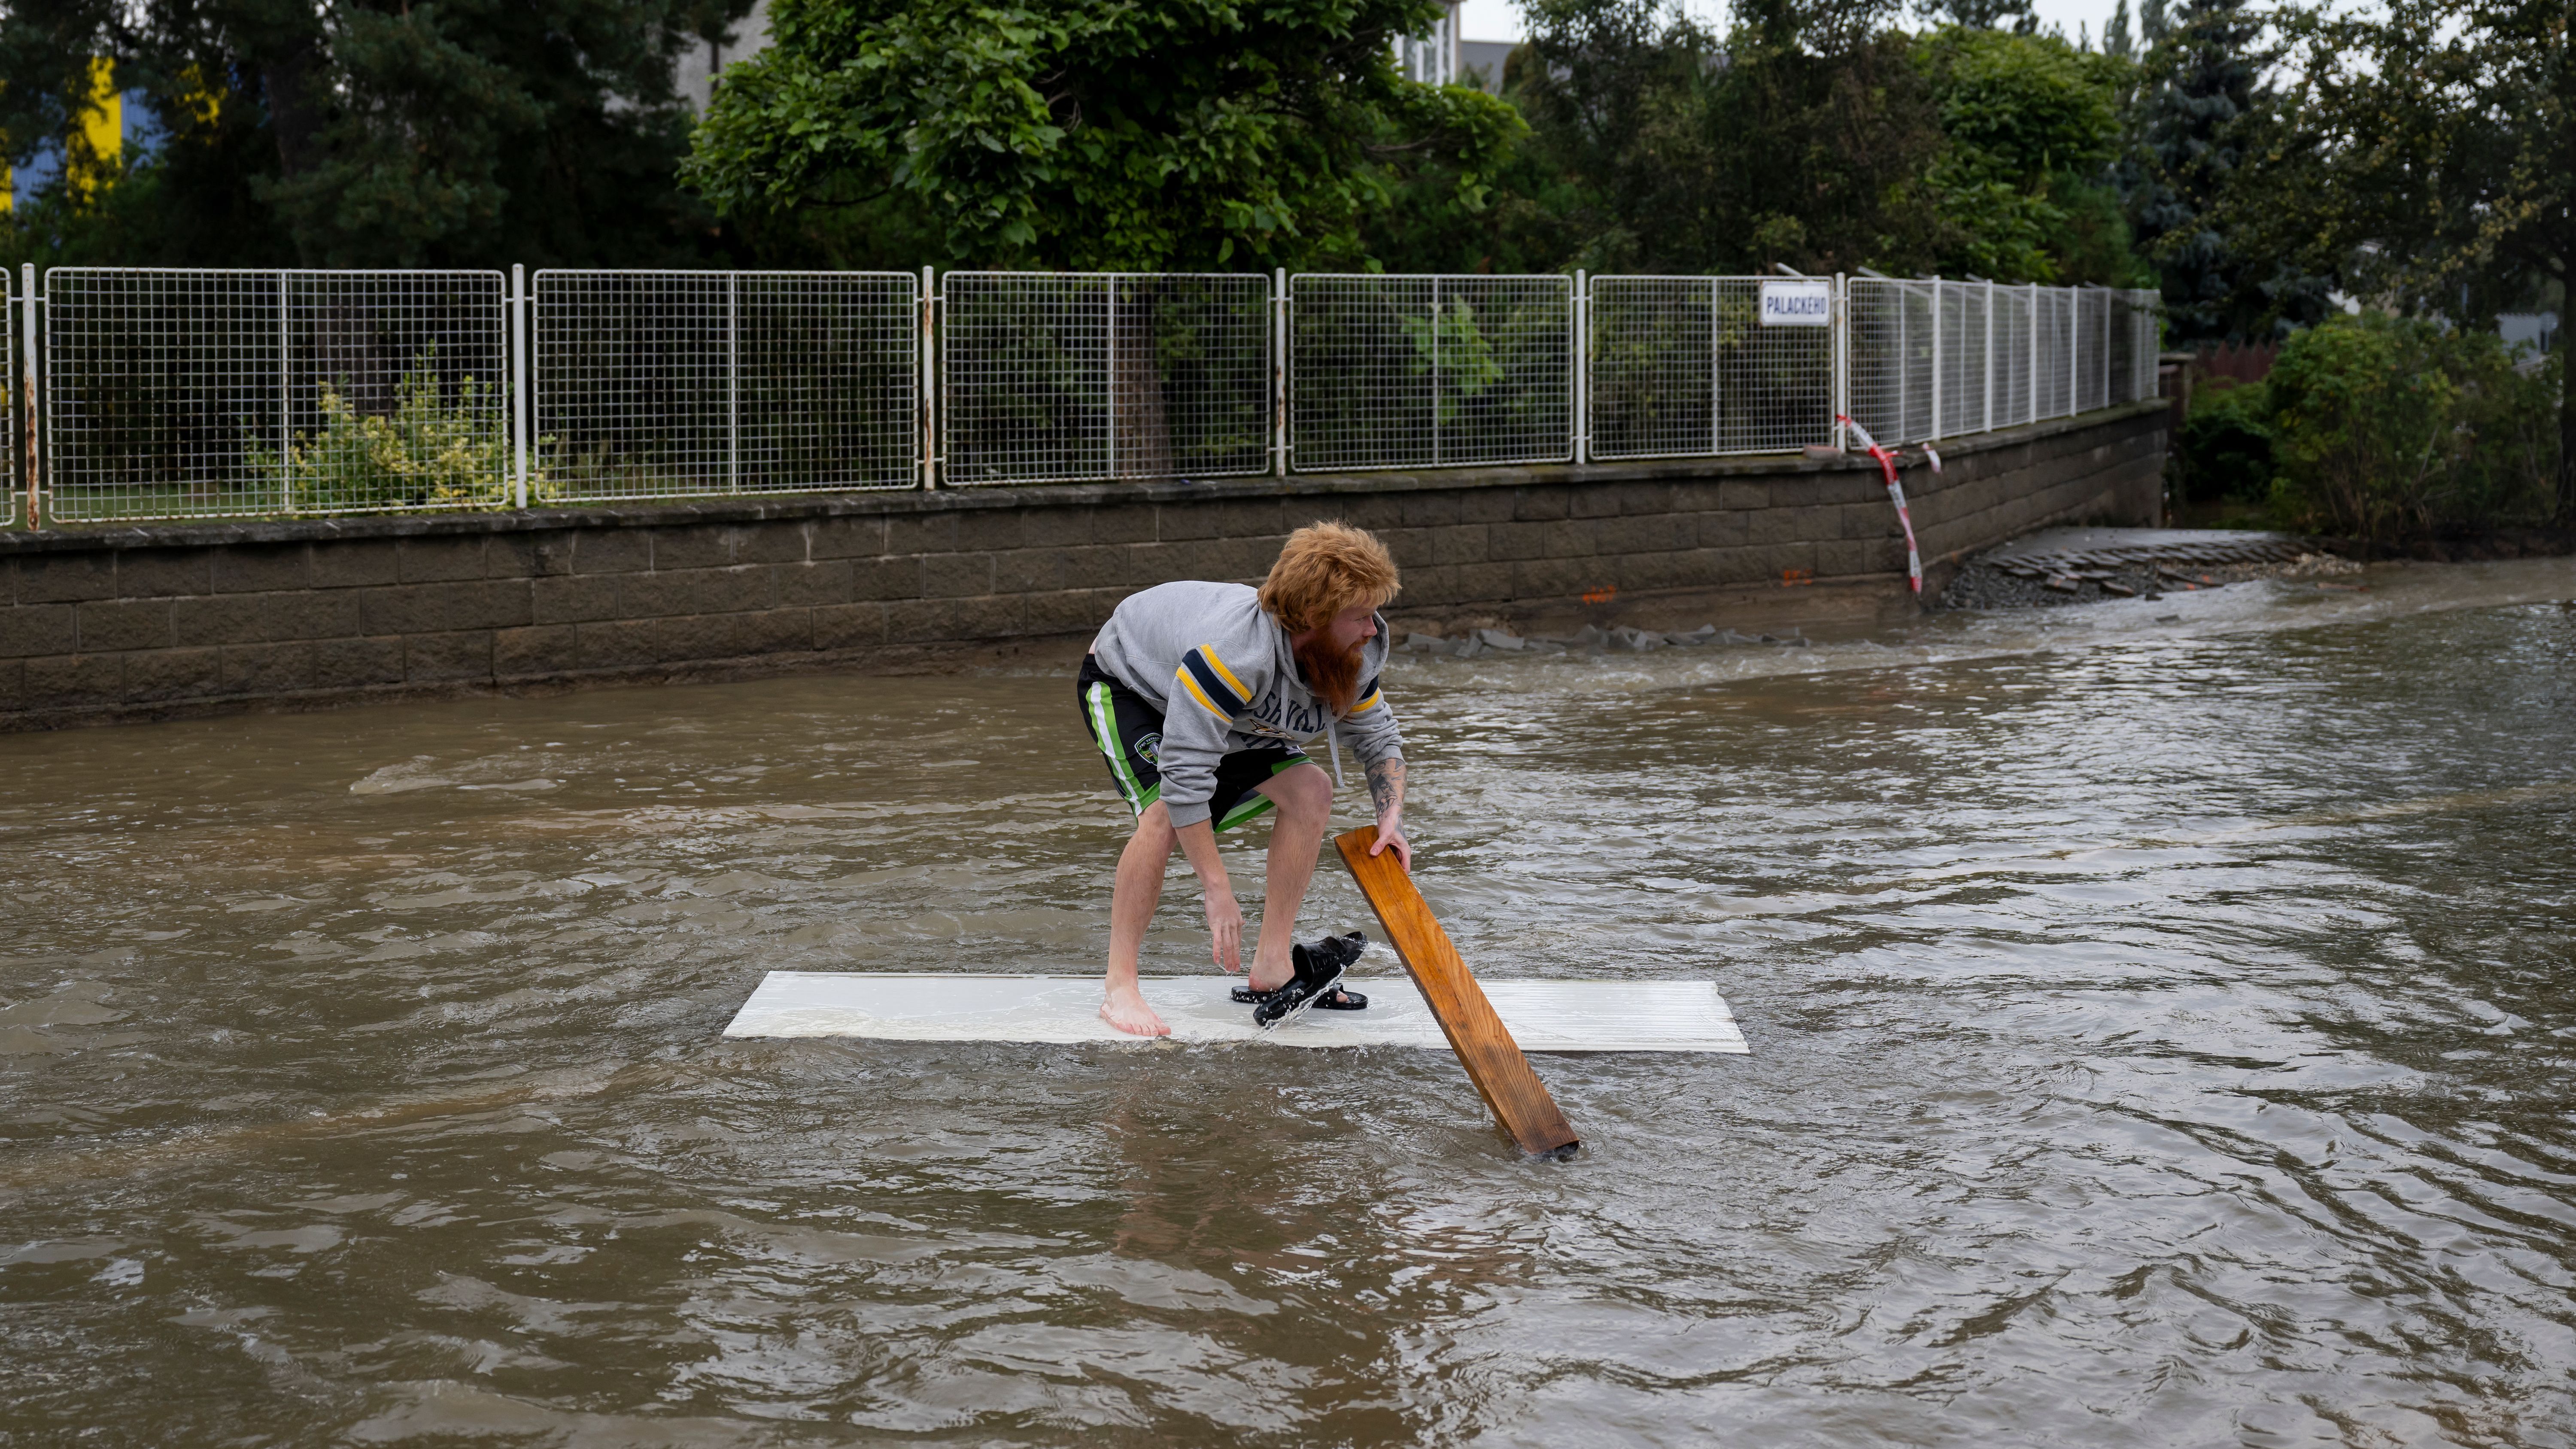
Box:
[43,269,508,523]
[1584,276,1834,461]
[938,272,1271,487]
[534,270,918,502]
[1847,278,1935,445]
[1289,274,1574,471]
[1993,285,2034,428]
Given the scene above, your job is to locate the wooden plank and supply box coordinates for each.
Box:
[1333,826,1580,1156]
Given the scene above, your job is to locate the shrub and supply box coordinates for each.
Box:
[2174,377,2275,504]
[247,349,513,514]
[2263,312,2560,538]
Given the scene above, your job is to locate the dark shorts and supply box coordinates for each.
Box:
[1076,656,1309,832]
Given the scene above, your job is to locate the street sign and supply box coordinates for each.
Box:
[1760,278,1833,326]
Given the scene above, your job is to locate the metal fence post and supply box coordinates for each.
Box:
[18,264,35,527]
[1273,267,1288,476]
[1708,277,1723,452]
[2068,287,2080,418]
[920,265,936,489]
[2027,283,2038,425]
[1103,276,1118,480]
[1929,278,1943,442]
[1896,282,1908,442]
[1833,273,1848,452]
[512,264,529,509]
[725,272,741,492]
[278,271,292,513]
[1982,281,1994,434]
[1429,275,1442,468]
[1572,269,1586,465]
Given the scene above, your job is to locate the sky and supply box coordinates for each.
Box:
[1456,0,2131,48]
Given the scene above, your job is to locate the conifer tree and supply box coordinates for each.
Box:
[2125,0,2325,341]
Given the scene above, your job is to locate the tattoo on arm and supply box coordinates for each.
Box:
[1365,758,1405,820]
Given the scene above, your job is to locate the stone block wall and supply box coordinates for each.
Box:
[0,401,2164,728]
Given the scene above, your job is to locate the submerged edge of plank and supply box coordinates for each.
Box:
[1334,825,1581,1156]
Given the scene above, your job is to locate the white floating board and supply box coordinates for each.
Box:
[723,972,1748,1054]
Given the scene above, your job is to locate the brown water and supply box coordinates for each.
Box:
[4,559,2574,1446]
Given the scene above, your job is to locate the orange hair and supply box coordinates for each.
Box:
[1258,521,1401,634]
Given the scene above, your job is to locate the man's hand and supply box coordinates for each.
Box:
[1169,817,1242,972]
[1364,757,1411,871]
[1204,889,1244,972]
[1368,814,1413,872]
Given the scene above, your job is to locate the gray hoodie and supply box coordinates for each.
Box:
[1088,580,1403,828]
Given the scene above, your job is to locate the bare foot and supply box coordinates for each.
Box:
[1100,981,1170,1037]
[1246,957,1293,994]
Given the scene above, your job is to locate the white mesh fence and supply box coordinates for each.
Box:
[14,269,2164,528]
[1844,280,2152,442]
[44,269,507,522]
[1847,278,1935,444]
[1937,282,1992,438]
[2034,288,2074,419]
[2078,288,2113,412]
[1994,285,2033,428]
[535,271,917,501]
[1584,277,1833,460]
[940,273,1270,486]
[1290,274,1572,471]
[2112,289,2161,402]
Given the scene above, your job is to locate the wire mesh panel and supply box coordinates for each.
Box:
[2077,288,2113,411]
[942,273,1269,486]
[537,271,917,502]
[1847,278,1935,445]
[2033,288,2074,419]
[282,272,510,515]
[1937,282,1990,439]
[46,270,503,522]
[1290,274,1572,471]
[1585,276,1832,460]
[1993,285,2033,428]
[2143,290,2165,398]
[2110,289,2160,403]
[535,273,725,499]
[46,270,274,521]
[2108,290,2137,403]
[740,273,917,493]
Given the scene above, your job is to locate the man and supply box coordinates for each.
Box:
[1076,521,1412,1037]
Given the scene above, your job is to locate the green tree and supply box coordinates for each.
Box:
[2221,0,2571,516]
[1918,25,2142,283]
[0,0,744,267]
[2125,0,2325,342]
[681,0,1524,270]
[1498,0,1952,276]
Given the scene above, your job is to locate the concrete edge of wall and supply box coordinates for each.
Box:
[0,402,2170,555]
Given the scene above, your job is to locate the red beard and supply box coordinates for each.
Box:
[1294,633,1366,715]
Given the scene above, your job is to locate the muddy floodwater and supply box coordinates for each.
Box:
[4,559,2574,1446]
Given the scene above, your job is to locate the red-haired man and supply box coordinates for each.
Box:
[1076,521,1411,1037]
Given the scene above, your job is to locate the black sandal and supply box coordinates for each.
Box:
[1233,931,1368,1004]
[1249,932,1370,1028]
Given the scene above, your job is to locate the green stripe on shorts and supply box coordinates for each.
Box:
[1087,681,1158,816]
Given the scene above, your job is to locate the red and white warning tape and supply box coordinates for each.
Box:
[1839,416,1923,596]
